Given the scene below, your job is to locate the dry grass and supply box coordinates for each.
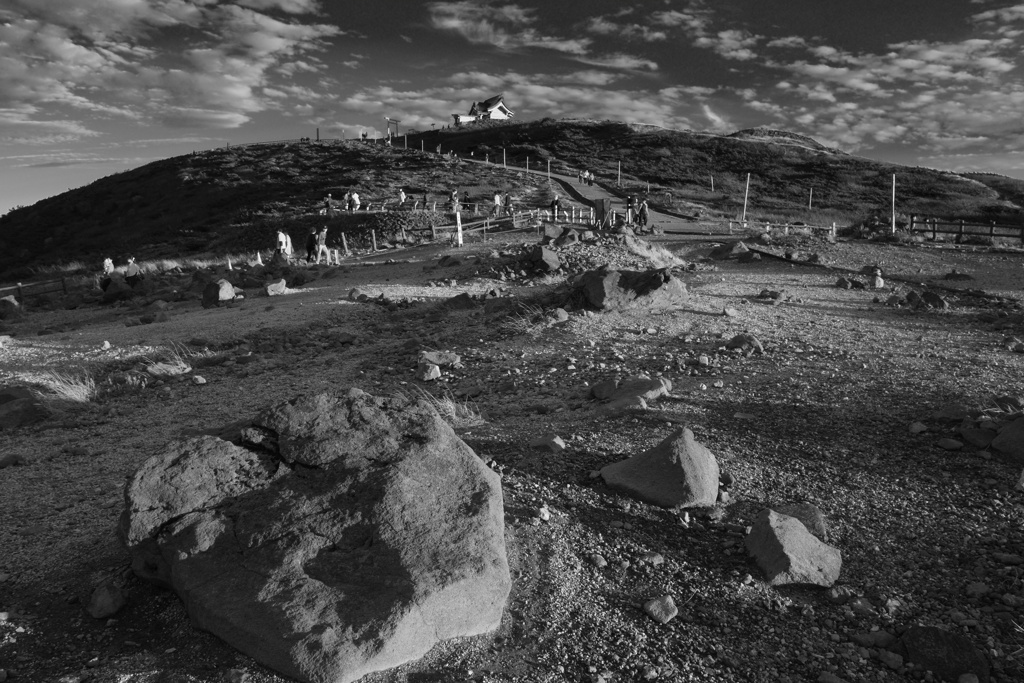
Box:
[37,371,97,403]
[501,303,546,337]
[625,234,684,269]
[402,387,486,429]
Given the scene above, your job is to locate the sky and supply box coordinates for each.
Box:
[2,0,1023,215]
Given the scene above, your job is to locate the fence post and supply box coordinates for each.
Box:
[431,224,436,241]
[371,230,378,251]
[341,233,349,255]
[401,226,407,243]
[831,222,836,238]
[909,214,915,233]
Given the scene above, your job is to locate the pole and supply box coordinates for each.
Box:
[891,174,896,234]
[711,175,714,192]
[808,187,813,210]
[617,161,621,187]
[341,233,349,256]
[456,211,463,247]
[526,156,529,172]
[421,140,424,152]
[741,173,750,223]
[404,134,407,149]
[316,127,319,142]
[547,159,550,180]
[503,148,506,168]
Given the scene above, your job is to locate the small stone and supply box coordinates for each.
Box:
[643,595,678,624]
[87,582,125,619]
[536,506,551,522]
[191,376,207,385]
[416,362,441,381]
[224,668,251,683]
[877,650,903,670]
[964,582,989,598]
[101,341,111,350]
[640,551,664,566]
[937,438,963,451]
[589,553,608,568]
[722,306,739,317]
[909,421,928,434]
[530,435,566,452]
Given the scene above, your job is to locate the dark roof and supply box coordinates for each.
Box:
[478,93,504,109]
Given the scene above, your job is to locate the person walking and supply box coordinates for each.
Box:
[638,199,649,232]
[125,257,143,287]
[503,192,512,217]
[398,188,406,206]
[350,191,360,212]
[315,226,329,263]
[626,195,636,224]
[305,228,317,263]
[493,191,502,217]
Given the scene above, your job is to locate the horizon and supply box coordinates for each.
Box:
[3,0,1024,215]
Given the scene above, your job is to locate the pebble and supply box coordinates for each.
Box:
[876,650,903,670]
[909,421,928,434]
[192,375,207,385]
[937,438,963,451]
[964,582,989,598]
[640,551,664,566]
[589,554,608,569]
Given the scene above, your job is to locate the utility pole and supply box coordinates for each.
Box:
[808,187,813,210]
[741,173,750,223]
[891,174,896,234]
[617,161,621,186]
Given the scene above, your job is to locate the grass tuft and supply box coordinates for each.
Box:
[38,371,96,403]
[402,387,486,429]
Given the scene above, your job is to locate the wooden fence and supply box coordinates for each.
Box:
[909,215,1024,243]
[727,220,837,236]
[0,277,67,306]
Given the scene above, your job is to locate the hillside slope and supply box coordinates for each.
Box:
[1,119,1022,276]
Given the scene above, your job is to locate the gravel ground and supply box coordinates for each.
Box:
[0,233,1022,683]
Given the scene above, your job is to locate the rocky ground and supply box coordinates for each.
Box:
[1,228,1023,683]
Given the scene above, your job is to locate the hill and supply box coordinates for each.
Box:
[1,118,1022,277]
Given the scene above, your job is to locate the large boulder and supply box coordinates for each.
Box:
[897,626,989,683]
[579,267,688,311]
[991,417,1024,464]
[120,389,511,683]
[708,241,749,260]
[529,245,561,273]
[201,279,236,308]
[0,385,50,430]
[745,509,841,587]
[600,427,718,507]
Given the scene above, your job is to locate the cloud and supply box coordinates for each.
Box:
[574,53,659,71]
[427,1,590,55]
[0,0,342,137]
[581,15,667,41]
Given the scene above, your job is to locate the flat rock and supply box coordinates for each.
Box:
[745,509,842,587]
[120,389,511,683]
[600,427,719,508]
[898,625,989,683]
[642,595,678,624]
[608,376,672,403]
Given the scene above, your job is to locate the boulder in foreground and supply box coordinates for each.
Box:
[120,388,511,683]
[600,427,718,507]
[578,266,688,311]
[745,509,841,587]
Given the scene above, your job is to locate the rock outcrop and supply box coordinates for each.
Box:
[120,388,511,683]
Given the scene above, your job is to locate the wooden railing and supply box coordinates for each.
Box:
[909,215,1024,243]
[0,277,67,306]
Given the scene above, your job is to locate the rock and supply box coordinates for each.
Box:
[265,279,288,296]
[898,625,989,683]
[416,362,441,381]
[600,427,719,508]
[933,403,970,422]
[722,306,740,317]
[642,596,678,624]
[992,552,1023,565]
[909,421,928,434]
[745,509,842,587]
[725,334,764,354]
[192,376,207,385]
[851,630,897,648]
[877,650,903,670]
[990,416,1024,464]
[771,502,829,542]
[87,583,125,619]
[816,673,851,683]
[530,246,561,273]
[608,376,672,403]
[737,250,760,263]
[101,274,135,303]
[937,438,964,451]
[0,389,50,431]
[871,275,885,289]
[145,361,191,378]
[590,379,619,401]
[419,350,461,367]
[555,228,579,246]
[905,290,923,307]
[597,395,647,416]
[202,279,236,308]
[959,427,996,448]
[921,291,949,309]
[0,295,21,320]
[579,267,688,312]
[530,435,566,452]
[965,581,989,598]
[835,277,852,289]
[121,389,511,683]
[0,453,25,468]
[589,553,608,568]
[708,241,749,260]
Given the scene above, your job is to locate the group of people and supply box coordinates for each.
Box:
[321,191,361,215]
[492,190,513,217]
[577,169,596,186]
[626,195,650,230]
[304,227,332,264]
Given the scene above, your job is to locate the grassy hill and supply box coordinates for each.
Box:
[1,118,1022,278]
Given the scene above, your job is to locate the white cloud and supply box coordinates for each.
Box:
[574,53,659,71]
[427,1,590,54]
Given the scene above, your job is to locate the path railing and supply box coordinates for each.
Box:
[909,215,1024,243]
